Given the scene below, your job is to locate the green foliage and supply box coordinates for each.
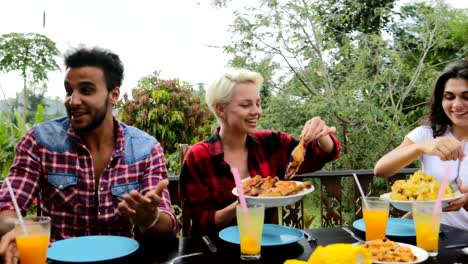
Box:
[0,33,60,121]
[0,105,45,179]
[0,33,60,83]
[318,0,396,36]
[117,72,213,174]
[215,0,467,227]
[220,0,467,172]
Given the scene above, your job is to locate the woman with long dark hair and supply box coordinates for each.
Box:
[374,60,468,230]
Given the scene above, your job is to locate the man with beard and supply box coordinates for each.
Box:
[0,46,178,264]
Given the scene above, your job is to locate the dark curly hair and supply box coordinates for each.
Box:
[64,46,124,92]
[429,60,468,137]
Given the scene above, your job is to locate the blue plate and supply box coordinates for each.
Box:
[353,218,415,237]
[47,235,139,263]
[219,224,304,246]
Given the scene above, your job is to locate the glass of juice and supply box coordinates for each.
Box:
[236,203,265,260]
[14,216,51,264]
[412,201,440,257]
[362,197,389,241]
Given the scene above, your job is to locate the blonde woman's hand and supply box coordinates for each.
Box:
[419,137,464,161]
[300,117,336,144]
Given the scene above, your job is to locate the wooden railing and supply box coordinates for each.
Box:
[168,168,418,236]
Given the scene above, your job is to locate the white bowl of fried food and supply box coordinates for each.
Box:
[380,170,463,212]
[359,238,428,263]
[232,175,314,208]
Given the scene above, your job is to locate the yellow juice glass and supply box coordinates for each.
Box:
[236,204,265,260]
[15,216,51,264]
[412,201,440,257]
[362,197,389,241]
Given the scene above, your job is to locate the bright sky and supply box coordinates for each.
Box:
[0,0,237,99]
[0,0,466,100]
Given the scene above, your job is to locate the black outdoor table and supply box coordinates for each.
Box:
[48,224,468,264]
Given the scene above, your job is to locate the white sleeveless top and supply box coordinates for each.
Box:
[406,126,467,230]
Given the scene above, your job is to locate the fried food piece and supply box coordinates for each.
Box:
[241,175,312,197]
[285,138,306,180]
[243,175,264,196]
[360,238,417,262]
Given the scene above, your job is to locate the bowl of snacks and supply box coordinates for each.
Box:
[380,170,463,212]
[232,175,314,208]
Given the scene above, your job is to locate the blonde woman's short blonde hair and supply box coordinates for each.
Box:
[205,68,264,122]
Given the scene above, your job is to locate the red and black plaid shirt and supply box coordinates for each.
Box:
[179,129,340,235]
[0,118,178,241]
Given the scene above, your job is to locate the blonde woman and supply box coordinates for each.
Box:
[179,68,340,236]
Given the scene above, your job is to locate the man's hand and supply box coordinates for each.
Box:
[117,179,168,229]
[0,230,19,264]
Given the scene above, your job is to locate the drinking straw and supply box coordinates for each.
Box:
[353,173,369,209]
[232,167,248,212]
[231,168,255,237]
[5,178,27,234]
[433,167,450,219]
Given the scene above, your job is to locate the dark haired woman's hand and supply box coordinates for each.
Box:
[420,137,464,161]
[461,186,468,211]
[444,192,468,212]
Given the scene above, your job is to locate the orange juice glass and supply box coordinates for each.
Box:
[412,201,440,257]
[362,197,389,241]
[236,204,264,260]
[14,216,51,264]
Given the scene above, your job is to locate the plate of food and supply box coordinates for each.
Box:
[232,175,314,208]
[382,170,463,212]
[380,192,463,212]
[357,238,428,264]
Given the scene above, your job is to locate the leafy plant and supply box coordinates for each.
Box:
[0,33,60,122]
[219,0,467,170]
[0,106,43,179]
[117,72,213,174]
